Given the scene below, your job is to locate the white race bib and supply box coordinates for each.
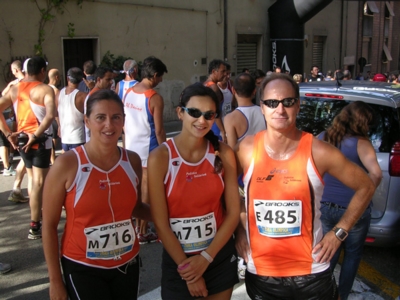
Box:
[84,219,135,259]
[253,200,302,237]
[170,212,216,253]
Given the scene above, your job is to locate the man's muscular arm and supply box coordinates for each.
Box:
[32,84,56,136]
[0,86,18,147]
[224,112,239,149]
[150,93,166,145]
[312,138,375,263]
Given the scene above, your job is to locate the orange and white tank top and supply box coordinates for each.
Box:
[61,146,140,269]
[14,81,41,133]
[243,131,328,277]
[15,81,53,149]
[164,139,225,254]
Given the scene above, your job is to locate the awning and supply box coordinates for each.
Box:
[386,1,395,17]
[383,43,393,62]
[366,1,379,14]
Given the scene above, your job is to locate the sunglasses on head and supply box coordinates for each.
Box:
[181,107,217,120]
[261,97,298,108]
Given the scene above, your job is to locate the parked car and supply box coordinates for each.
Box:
[298,80,400,247]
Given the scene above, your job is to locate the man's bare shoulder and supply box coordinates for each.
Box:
[204,80,218,90]
[77,91,88,99]
[239,134,257,149]
[224,110,245,126]
[235,133,257,155]
[32,82,54,94]
[30,83,55,105]
[311,136,343,173]
[150,92,163,105]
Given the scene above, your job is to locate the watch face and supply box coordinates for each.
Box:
[335,228,348,241]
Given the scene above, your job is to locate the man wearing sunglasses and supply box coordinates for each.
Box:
[204,59,227,143]
[234,73,375,299]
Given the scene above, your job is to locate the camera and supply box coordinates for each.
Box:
[17,133,29,148]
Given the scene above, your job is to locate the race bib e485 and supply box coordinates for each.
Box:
[253,200,302,237]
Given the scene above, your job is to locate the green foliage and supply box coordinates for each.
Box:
[67,23,75,38]
[32,0,83,56]
[100,51,139,82]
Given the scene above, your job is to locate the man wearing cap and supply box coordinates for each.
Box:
[115,59,138,101]
[56,67,87,152]
[0,56,56,239]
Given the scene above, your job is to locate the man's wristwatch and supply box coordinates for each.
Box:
[332,227,348,241]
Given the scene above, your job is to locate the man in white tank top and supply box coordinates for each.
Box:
[224,73,266,150]
[56,67,87,151]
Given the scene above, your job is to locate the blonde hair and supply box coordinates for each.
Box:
[293,74,303,83]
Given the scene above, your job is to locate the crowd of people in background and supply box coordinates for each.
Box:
[0,56,382,300]
[246,62,400,85]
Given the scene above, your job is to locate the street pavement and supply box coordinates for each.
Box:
[0,121,386,300]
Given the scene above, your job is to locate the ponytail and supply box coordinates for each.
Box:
[205,130,223,173]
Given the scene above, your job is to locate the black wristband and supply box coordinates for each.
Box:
[6,132,12,138]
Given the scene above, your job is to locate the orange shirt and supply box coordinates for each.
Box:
[14,81,42,133]
[14,81,51,149]
[61,146,140,269]
[88,86,101,96]
[243,131,329,276]
[164,139,225,253]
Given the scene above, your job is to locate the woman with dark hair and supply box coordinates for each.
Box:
[42,89,151,300]
[148,82,240,299]
[319,101,382,300]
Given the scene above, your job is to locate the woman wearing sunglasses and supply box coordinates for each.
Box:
[148,82,240,299]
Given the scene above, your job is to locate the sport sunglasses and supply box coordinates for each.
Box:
[181,107,218,120]
[261,97,298,108]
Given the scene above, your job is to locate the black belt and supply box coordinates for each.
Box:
[321,202,347,209]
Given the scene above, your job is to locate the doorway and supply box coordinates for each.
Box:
[62,38,99,85]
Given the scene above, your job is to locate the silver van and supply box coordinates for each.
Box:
[299,80,400,247]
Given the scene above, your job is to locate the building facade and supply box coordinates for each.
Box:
[1,1,399,121]
[0,0,271,121]
[304,1,399,79]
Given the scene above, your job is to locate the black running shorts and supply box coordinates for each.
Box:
[19,148,51,169]
[245,267,338,300]
[0,131,10,147]
[161,237,239,300]
[61,256,140,300]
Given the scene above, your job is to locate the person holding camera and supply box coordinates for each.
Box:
[0,56,56,240]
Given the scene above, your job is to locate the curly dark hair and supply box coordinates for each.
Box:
[323,101,375,147]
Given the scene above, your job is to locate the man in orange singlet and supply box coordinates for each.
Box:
[234,73,375,299]
[0,56,56,240]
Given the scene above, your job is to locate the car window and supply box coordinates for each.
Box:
[298,97,400,153]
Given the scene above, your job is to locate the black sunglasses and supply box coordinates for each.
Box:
[261,98,298,108]
[181,107,217,120]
